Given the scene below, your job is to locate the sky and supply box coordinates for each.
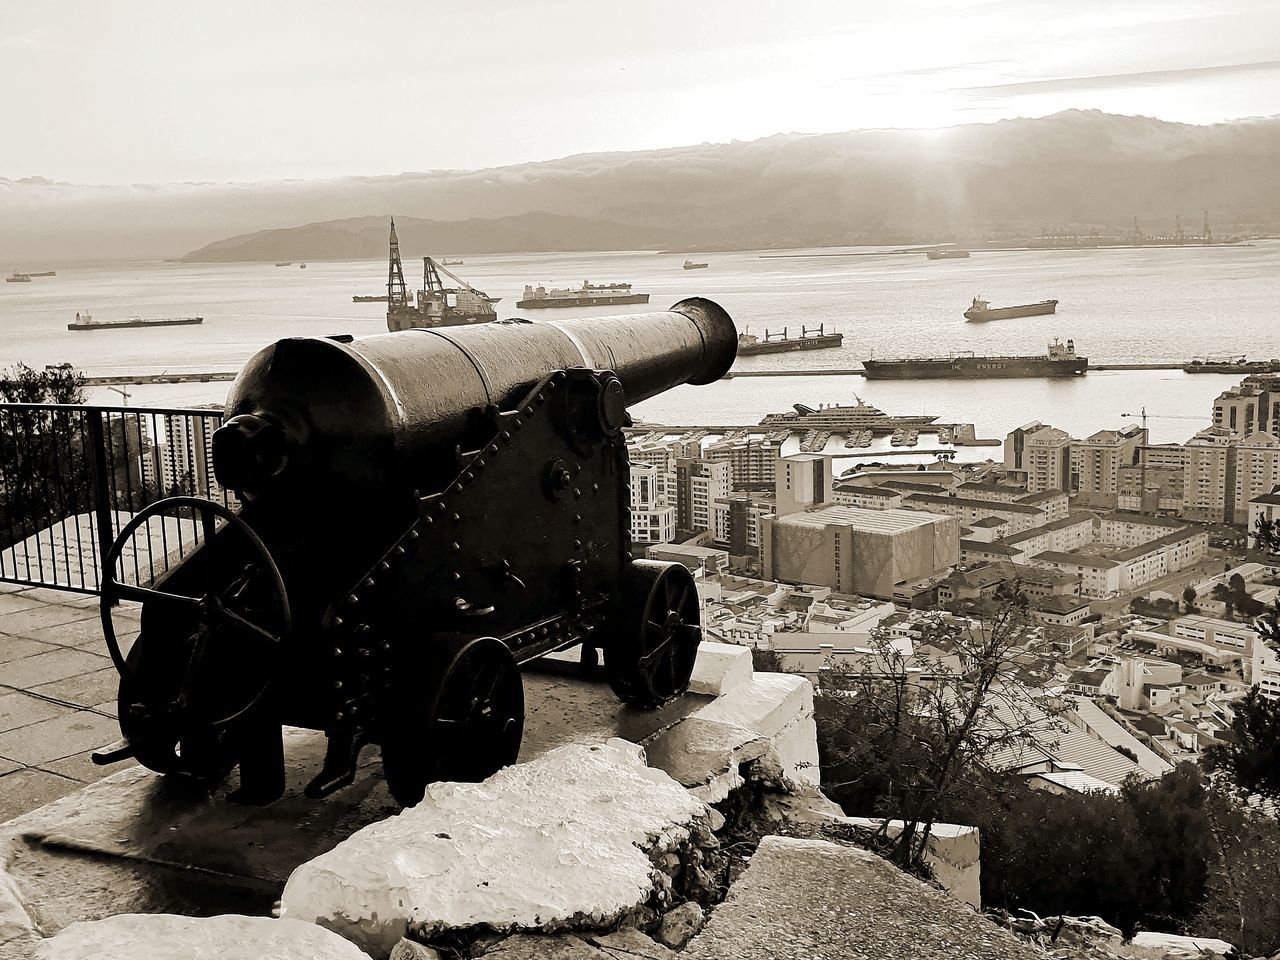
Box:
[2,0,1279,185]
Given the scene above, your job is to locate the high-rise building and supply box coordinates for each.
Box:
[1005,422,1071,493]
[1213,374,1280,438]
[163,411,222,500]
[674,458,729,534]
[775,453,834,517]
[704,435,783,490]
[628,461,676,545]
[1231,432,1280,523]
[712,493,774,559]
[1069,425,1147,508]
[627,438,677,502]
[1180,428,1233,522]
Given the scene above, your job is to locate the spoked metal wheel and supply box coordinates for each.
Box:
[100,497,290,778]
[381,635,524,807]
[607,559,702,709]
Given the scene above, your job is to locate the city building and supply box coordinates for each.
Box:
[1004,422,1072,493]
[674,458,729,534]
[703,435,783,490]
[1030,594,1092,626]
[1180,428,1233,522]
[903,493,1045,534]
[646,542,730,576]
[775,453,834,517]
[627,437,677,501]
[1232,432,1280,522]
[1254,635,1280,699]
[162,410,222,499]
[832,484,903,511]
[1117,463,1184,514]
[1069,425,1146,508]
[1248,486,1280,548]
[998,514,1094,557]
[628,461,676,545]
[761,505,959,599]
[1213,374,1280,438]
[711,493,774,560]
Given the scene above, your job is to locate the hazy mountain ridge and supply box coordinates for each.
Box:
[4,110,1279,263]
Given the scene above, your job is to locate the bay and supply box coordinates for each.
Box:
[2,241,1275,445]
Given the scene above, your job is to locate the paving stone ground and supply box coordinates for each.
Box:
[0,584,138,822]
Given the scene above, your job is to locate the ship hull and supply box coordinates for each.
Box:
[738,334,843,357]
[516,294,650,309]
[386,307,494,330]
[68,318,203,331]
[964,300,1058,321]
[862,357,1087,379]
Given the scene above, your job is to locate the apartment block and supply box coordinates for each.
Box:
[675,458,729,534]
[1069,425,1146,508]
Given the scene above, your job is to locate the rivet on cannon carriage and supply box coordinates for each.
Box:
[91,298,738,807]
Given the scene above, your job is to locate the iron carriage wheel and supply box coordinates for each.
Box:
[99,496,291,783]
[606,559,702,709]
[380,634,525,807]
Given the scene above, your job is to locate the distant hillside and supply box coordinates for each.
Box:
[4,110,1279,263]
[181,211,682,262]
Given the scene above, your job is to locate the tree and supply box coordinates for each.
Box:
[1202,685,1280,799]
[816,589,1057,871]
[1182,585,1198,613]
[0,362,85,404]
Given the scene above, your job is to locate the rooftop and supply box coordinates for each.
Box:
[1032,550,1119,570]
[1099,510,1187,529]
[775,505,954,533]
[905,493,1044,515]
[1034,595,1091,615]
[959,540,1024,557]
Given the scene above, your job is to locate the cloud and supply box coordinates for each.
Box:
[954,59,1280,98]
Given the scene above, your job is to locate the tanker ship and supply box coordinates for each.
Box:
[737,324,842,357]
[67,312,203,331]
[862,338,1087,379]
[964,296,1058,321]
[516,281,649,309]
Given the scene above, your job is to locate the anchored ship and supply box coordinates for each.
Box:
[1184,356,1280,374]
[442,258,464,266]
[737,324,843,357]
[683,260,709,270]
[964,296,1058,321]
[353,295,389,302]
[862,338,1087,380]
[6,273,31,283]
[516,280,649,309]
[67,312,203,331]
[926,249,970,260]
[384,219,500,331]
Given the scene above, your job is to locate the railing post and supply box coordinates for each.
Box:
[87,410,115,593]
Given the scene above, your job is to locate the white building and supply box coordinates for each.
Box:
[775,453,834,517]
[628,461,676,545]
[675,458,729,534]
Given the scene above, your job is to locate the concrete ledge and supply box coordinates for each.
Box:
[643,718,771,804]
[687,643,753,698]
[691,674,820,788]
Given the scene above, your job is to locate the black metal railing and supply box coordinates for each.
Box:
[0,403,231,594]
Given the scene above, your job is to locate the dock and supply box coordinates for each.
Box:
[83,371,239,387]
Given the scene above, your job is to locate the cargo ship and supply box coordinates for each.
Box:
[6,273,31,283]
[862,338,1087,379]
[759,396,937,434]
[517,280,649,309]
[926,249,970,260]
[384,220,500,332]
[1184,356,1280,374]
[26,271,56,277]
[353,294,389,302]
[683,260,709,270]
[737,324,843,357]
[67,312,203,331]
[964,296,1058,321]
[442,258,464,266]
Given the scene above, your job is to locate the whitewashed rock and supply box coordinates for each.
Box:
[388,938,441,960]
[1,864,39,953]
[1130,931,1235,958]
[281,740,709,959]
[655,902,704,949]
[32,914,372,960]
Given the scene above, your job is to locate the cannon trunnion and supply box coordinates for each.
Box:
[96,299,736,806]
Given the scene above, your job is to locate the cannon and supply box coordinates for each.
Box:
[93,298,737,806]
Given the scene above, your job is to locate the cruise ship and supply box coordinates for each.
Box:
[862,338,1088,379]
[759,396,938,434]
[516,281,649,309]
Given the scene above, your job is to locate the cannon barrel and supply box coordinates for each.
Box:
[214,297,736,498]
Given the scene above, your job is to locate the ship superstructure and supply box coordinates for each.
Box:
[759,396,938,433]
[385,219,499,332]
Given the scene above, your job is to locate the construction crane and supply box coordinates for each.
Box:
[108,385,132,406]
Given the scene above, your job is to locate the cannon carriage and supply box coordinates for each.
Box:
[94,299,737,806]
